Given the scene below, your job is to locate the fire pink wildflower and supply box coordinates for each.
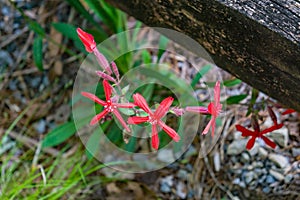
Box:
[76,28,112,74]
[235,116,283,150]
[185,81,222,137]
[76,28,96,53]
[81,80,135,132]
[282,109,296,115]
[127,93,180,150]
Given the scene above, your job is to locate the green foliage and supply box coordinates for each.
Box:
[42,121,77,148]
[223,78,242,87]
[33,36,44,71]
[157,35,169,63]
[29,21,46,37]
[190,64,212,88]
[226,94,248,105]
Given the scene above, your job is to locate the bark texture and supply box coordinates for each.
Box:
[105,0,300,111]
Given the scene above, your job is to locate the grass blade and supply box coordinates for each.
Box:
[33,36,43,71]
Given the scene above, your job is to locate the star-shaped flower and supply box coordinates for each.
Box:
[127,93,180,150]
[81,80,135,132]
[235,116,283,150]
[185,81,222,137]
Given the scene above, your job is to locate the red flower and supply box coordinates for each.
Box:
[76,28,96,53]
[81,80,135,132]
[127,93,180,150]
[235,117,283,150]
[282,109,296,115]
[185,81,222,137]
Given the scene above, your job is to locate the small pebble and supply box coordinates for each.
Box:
[244,171,256,184]
[284,174,293,184]
[268,153,289,168]
[160,182,171,193]
[158,149,175,163]
[176,181,187,199]
[266,175,276,184]
[269,169,284,181]
[262,186,271,193]
[177,169,188,180]
[258,147,268,159]
[241,152,250,163]
[292,148,300,157]
[34,119,46,134]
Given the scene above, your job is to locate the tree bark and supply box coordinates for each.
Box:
[105,0,300,111]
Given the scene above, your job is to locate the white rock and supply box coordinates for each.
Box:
[268,153,289,168]
[247,142,259,156]
[227,140,248,155]
[258,147,268,159]
[176,181,187,199]
[269,169,284,181]
[292,148,300,157]
[158,149,175,163]
[269,127,289,148]
[214,151,221,172]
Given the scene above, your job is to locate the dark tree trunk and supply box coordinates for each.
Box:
[105,0,300,111]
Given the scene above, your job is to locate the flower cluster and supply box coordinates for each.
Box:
[77,28,222,150]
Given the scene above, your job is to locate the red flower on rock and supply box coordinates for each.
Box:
[81,80,135,132]
[128,93,180,150]
[185,81,222,137]
[235,116,283,150]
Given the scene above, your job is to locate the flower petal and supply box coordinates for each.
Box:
[235,125,255,137]
[128,116,149,124]
[90,110,109,125]
[158,121,180,142]
[202,118,212,135]
[260,123,284,135]
[261,135,276,149]
[133,93,152,114]
[102,80,112,101]
[185,106,209,114]
[76,28,96,53]
[154,96,174,119]
[151,124,159,150]
[282,109,296,115]
[81,92,106,105]
[113,109,131,132]
[114,103,136,108]
[246,136,256,150]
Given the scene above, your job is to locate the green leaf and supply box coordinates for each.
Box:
[157,35,169,63]
[29,21,45,37]
[223,78,242,87]
[226,94,248,105]
[141,84,154,102]
[191,64,212,88]
[33,36,43,71]
[52,23,79,41]
[84,0,116,32]
[142,50,152,64]
[42,121,77,148]
[65,0,99,28]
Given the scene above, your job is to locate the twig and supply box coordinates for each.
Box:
[0,27,29,49]
[201,146,236,200]
[0,128,60,156]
